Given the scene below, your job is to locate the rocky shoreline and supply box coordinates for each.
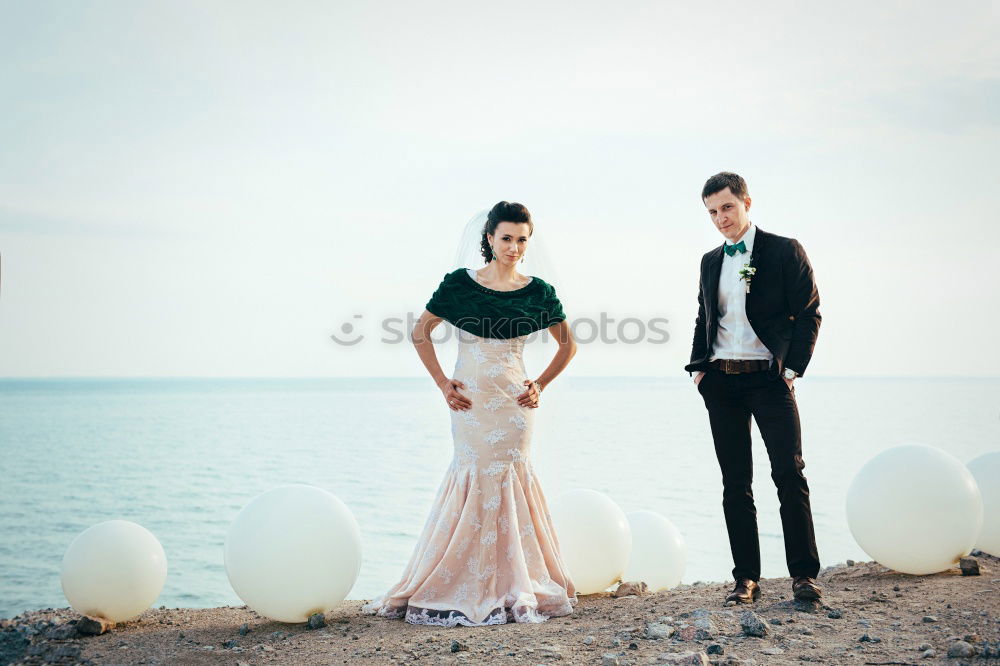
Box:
[2,554,997,665]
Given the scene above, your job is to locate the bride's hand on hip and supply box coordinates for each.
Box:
[438,378,472,411]
[517,379,541,409]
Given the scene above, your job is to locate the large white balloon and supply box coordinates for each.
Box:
[225,484,362,622]
[549,489,631,595]
[968,451,1000,556]
[61,520,168,622]
[622,510,686,591]
[846,444,982,575]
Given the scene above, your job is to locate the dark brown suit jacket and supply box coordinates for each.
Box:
[685,226,821,378]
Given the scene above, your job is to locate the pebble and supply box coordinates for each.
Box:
[922,615,937,623]
[583,635,594,645]
[76,616,112,636]
[307,613,326,629]
[654,651,709,664]
[644,621,675,640]
[960,557,981,576]
[921,648,936,658]
[601,655,621,666]
[947,640,975,658]
[739,610,769,638]
[827,609,843,619]
[613,581,649,597]
[238,623,250,636]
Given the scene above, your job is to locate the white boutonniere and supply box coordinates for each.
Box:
[738,262,756,294]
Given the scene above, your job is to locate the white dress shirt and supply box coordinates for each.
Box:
[709,223,773,362]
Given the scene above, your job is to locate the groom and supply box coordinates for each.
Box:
[685,172,822,604]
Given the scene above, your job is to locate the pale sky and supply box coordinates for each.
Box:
[1,0,998,377]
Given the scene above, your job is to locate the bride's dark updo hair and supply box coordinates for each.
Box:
[480,201,533,263]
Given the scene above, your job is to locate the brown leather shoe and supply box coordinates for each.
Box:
[725,578,761,604]
[792,576,822,600]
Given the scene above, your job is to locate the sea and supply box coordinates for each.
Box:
[1,376,997,619]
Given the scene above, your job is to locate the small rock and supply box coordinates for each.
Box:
[537,646,563,660]
[614,581,649,597]
[43,624,78,640]
[654,651,709,665]
[238,623,250,636]
[760,647,785,655]
[739,610,769,638]
[917,642,932,650]
[921,648,936,658]
[583,635,595,645]
[76,615,113,636]
[644,621,675,640]
[946,640,975,658]
[847,559,856,566]
[307,612,326,629]
[922,615,938,623]
[450,639,468,653]
[959,557,980,576]
[706,643,724,655]
[769,618,783,625]
[827,609,843,619]
[223,639,238,649]
[601,654,620,666]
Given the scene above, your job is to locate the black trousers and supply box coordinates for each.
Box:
[697,367,820,582]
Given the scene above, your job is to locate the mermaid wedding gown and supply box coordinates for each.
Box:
[362,283,577,626]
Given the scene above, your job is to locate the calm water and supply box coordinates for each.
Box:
[1,376,997,619]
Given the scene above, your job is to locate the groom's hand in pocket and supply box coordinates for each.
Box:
[694,371,706,387]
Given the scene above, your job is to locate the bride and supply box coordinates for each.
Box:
[361,201,579,627]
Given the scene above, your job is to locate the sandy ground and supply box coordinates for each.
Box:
[2,554,998,665]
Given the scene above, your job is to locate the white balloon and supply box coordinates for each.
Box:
[846,444,982,575]
[968,451,1000,556]
[622,510,686,591]
[225,484,362,623]
[549,489,631,595]
[61,520,168,622]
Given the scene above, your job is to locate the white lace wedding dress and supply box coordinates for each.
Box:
[361,312,577,627]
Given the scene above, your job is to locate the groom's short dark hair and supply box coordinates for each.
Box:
[702,172,748,202]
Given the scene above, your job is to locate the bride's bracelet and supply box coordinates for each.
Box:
[533,379,545,393]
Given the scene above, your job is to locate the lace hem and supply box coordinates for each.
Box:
[362,598,575,627]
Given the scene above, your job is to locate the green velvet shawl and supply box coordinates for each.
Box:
[425,268,566,339]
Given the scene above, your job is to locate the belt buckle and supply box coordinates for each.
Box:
[723,359,740,375]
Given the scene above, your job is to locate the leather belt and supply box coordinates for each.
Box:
[710,359,771,374]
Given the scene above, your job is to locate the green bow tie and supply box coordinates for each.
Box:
[724,240,747,257]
